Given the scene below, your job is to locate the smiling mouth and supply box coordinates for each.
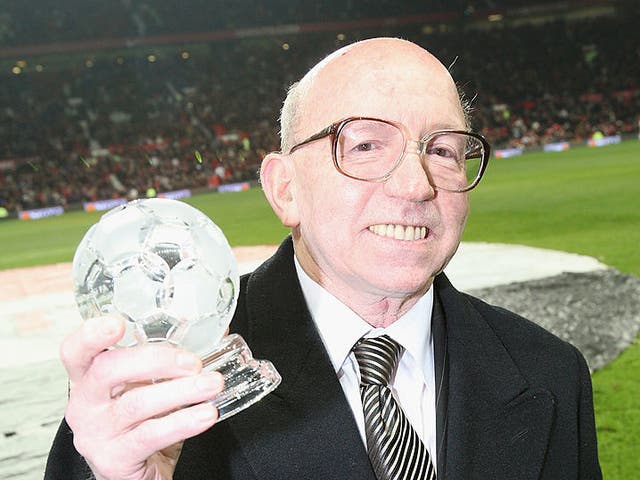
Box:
[368,224,428,241]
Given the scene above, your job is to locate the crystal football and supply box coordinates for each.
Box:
[72,198,239,356]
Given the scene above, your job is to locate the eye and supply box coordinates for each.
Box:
[354,142,377,152]
[426,145,457,159]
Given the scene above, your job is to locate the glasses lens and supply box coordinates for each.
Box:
[336,119,404,180]
[424,132,485,191]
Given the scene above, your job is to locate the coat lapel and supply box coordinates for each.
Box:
[223,237,375,479]
[435,275,555,480]
[432,289,450,477]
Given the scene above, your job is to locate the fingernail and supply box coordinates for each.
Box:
[194,403,218,422]
[87,316,119,337]
[176,352,201,372]
[195,372,223,393]
[100,316,121,336]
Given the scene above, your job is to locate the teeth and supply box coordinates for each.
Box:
[405,226,414,241]
[386,224,394,237]
[368,224,427,241]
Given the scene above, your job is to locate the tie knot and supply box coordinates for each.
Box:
[353,335,404,386]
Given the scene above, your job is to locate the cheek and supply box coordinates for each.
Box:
[296,176,372,268]
[440,194,469,238]
[299,168,368,224]
[293,165,322,212]
[455,200,469,229]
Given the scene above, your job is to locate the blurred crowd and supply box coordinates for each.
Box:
[1,11,638,215]
[0,0,565,46]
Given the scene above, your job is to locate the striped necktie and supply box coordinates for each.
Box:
[353,335,436,480]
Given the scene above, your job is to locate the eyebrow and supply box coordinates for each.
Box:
[424,121,467,131]
[418,121,467,137]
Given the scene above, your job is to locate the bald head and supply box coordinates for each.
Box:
[280,38,469,152]
[261,37,473,318]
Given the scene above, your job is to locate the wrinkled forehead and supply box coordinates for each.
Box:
[300,39,465,134]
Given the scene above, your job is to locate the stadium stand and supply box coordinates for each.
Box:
[0,0,584,46]
[0,1,638,216]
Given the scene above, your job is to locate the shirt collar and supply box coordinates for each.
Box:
[294,257,434,385]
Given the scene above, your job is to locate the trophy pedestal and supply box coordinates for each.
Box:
[201,334,281,421]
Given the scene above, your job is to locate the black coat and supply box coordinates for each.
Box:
[45,237,602,479]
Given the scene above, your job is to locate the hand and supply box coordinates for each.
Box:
[61,316,224,480]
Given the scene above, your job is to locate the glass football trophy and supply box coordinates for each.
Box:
[71,197,281,421]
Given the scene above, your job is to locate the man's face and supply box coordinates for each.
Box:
[286,40,469,304]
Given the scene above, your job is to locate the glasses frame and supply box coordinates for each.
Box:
[287,116,491,192]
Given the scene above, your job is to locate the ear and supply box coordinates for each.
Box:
[260,152,300,228]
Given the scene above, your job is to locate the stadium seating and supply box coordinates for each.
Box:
[0,2,638,215]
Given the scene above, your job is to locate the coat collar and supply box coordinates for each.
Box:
[435,274,555,480]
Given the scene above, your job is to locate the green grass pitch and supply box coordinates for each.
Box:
[1,140,639,478]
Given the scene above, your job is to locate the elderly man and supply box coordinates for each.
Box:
[46,38,601,480]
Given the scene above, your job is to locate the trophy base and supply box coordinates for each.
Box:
[201,334,281,422]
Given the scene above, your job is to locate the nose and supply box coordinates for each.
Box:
[383,145,435,202]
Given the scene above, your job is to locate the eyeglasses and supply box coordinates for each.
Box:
[288,117,491,192]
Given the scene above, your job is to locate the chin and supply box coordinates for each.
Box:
[366,268,437,298]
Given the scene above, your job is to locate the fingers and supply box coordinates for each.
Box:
[60,316,125,384]
[123,401,219,462]
[80,402,219,478]
[67,371,223,478]
[82,344,202,400]
[61,316,206,402]
[113,372,224,429]
[60,316,226,479]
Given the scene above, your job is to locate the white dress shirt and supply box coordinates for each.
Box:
[294,258,438,468]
